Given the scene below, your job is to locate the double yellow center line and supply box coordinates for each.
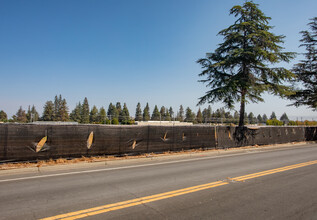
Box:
[41,160,317,220]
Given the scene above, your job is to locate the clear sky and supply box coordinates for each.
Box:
[0,0,316,120]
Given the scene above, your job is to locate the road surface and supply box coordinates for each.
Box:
[0,143,317,219]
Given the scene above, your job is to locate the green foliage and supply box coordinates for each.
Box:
[160,106,166,120]
[185,107,195,122]
[248,112,256,124]
[59,99,69,121]
[127,119,135,125]
[262,114,268,122]
[202,106,212,123]
[51,95,69,121]
[111,118,119,125]
[81,97,90,124]
[143,103,150,121]
[257,114,263,123]
[42,101,54,121]
[116,102,122,122]
[26,105,39,122]
[135,103,142,121]
[197,1,295,126]
[70,102,82,123]
[270,112,277,119]
[120,103,130,124]
[107,102,118,121]
[196,108,203,123]
[168,107,174,120]
[289,17,317,110]
[151,105,160,121]
[0,110,7,122]
[176,105,184,122]
[14,106,27,123]
[98,107,107,124]
[288,120,297,126]
[89,105,99,123]
[280,112,289,124]
[165,109,171,121]
[288,120,317,126]
[266,119,284,126]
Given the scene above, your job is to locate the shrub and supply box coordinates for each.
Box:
[266,119,283,126]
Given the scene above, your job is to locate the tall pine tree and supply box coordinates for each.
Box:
[197,1,295,126]
[90,105,99,123]
[135,103,143,121]
[143,103,150,121]
[70,102,82,123]
[42,101,54,121]
[98,107,107,124]
[0,110,8,122]
[81,97,90,123]
[151,105,160,121]
[289,17,317,110]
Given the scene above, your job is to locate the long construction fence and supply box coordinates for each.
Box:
[0,124,316,161]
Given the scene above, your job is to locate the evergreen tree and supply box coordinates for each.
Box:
[248,112,256,124]
[31,105,39,122]
[177,105,184,122]
[107,103,118,122]
[81,97,90,123]
[53,95,59,121]
[14,106,27,123]
[262,114,268,123]
[185,107,195,122]
[135,103,142,121]
[27,105,39,122]
[116,102,122,122]
[26,105,32,122]
[42,101,54,121]
[213,109,221,118]
[202,105,212,123]
[59,99,69,121]
[151,105,160,121]
[196,108,203,123]
[143,103,150,121]
[168,107,174,120]
[289,17,317,110]
[121,103,130,124]
[0,110,7,122]
[197,1,295,126]
[160,106,166,121]
[270,112,277,120]
[280,113,289,124]
[98,107,107,124]
[257,114,263,124]
[70,102,82,123]
[90,105,99,123]
[165,109,171,121]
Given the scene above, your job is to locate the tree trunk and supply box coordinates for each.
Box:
[239,90,246,127]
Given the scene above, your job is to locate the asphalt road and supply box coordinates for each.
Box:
[0,143,317,220]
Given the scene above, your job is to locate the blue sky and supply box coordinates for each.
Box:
[0,0,316,120]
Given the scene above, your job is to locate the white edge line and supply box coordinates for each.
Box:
[0,144,313,183]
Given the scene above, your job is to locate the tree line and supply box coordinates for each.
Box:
[1,95,315,126]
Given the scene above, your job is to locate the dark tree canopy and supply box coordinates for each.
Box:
[289,17,317,110]
[135,103,143,121]
[81,97,90,124]
[143,103,150,121]
[42,101,54,121]
[0,110,8,122]
[151,105,160,121]
[197,1,295,126]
